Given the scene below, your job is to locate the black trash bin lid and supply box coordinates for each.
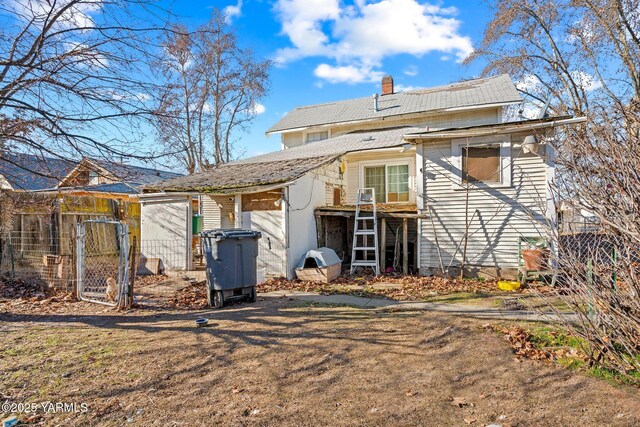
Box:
[201,228,262,241]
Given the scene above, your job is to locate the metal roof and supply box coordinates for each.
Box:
[266,74,521,134]
[0,152,182,192]
[0,152,77,191]
[85,159,182,185]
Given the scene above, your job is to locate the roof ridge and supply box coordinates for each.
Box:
[288,74,510,112]
[266,74,519,134]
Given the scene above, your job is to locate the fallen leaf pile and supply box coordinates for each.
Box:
[0,275,46,299]
[491,325,584,362]
[168,282,208,309]
[0,275,81,311]
[258,275,500,301]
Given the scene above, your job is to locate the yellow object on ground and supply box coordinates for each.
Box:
[498,280,521,291]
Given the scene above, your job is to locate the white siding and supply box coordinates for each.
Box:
[286,159,344,278]
[419,134,550,274]
[281,132,304,149]
[240,205,287,282]
[140,195,192,271]
[202,195,234,230]
[278,108,501,149]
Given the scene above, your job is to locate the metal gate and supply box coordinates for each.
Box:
[76,219,129,306]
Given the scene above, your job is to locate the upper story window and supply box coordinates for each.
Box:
[462,146,500,183]
[306,131,328,143]
[88,170,100,185]
[363,163,410,203]
[451,136,512,189]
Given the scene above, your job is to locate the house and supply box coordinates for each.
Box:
[0,152,181,288]
[144,74,584,279]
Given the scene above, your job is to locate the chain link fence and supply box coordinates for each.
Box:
[557,223,625,286]
[76,220,129,306]
[0,231,75,292]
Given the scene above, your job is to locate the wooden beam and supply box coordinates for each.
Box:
[402,218,408,275]
[315,210,426,219]
[380,217,387,272]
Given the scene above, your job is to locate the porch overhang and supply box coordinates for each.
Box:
[315,204,426,219]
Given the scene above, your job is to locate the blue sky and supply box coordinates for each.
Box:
[167,0,493,158]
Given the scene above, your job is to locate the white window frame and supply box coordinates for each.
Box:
[359,159,412,204]
[304,129,330,144]
[451,135,512,190]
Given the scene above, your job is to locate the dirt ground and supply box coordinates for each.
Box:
[1,297,639,426]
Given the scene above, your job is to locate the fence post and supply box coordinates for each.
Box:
[73,223,80,299]
[127,236,137,308]
[9,234,15,278]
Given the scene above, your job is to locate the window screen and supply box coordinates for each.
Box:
[387,164,409,202]
[462,146,500,183]
[306,131,328,143]
[364,166,386,203]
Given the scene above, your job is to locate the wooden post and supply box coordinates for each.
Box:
[315,213,323,247]
[402,218,409,275]
[380,217,387,272]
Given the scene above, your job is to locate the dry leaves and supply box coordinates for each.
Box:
[258,275,501,300]
[0,275,47,299]
[490,325,584,362]
[168,282,208,309]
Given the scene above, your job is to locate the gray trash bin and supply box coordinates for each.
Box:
[201,229,262,308]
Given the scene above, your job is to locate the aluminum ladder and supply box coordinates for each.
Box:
[350,188,380,275]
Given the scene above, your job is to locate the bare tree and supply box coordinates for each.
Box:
[154,10,271,174]
[467,0,639,121]
[468,0,640,376]
[0,0,171,170]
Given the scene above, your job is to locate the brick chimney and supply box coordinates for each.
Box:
[381,75,394,95]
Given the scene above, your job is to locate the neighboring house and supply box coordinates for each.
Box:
[145,74,584,279]
[0,152,181,288]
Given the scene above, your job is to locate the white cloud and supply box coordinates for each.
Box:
[403,65,418,76]
[571,71,603,92]
[516,74,542,93]
[394,83,425,92]
[9,0,102,29]
[274,0,341,64]
[224,0,243,24]
[65,42,109,68]
[251,102,266,115]
[314,63,384,84]
[111,92,151,102]
[518,72,602,96]
[273,0,473,83]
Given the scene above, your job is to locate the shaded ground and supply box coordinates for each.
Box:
[257,276,570,313]
[1,297,639,426]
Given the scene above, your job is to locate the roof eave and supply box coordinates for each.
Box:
[441,100,522,112]
[404,116,587,140]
